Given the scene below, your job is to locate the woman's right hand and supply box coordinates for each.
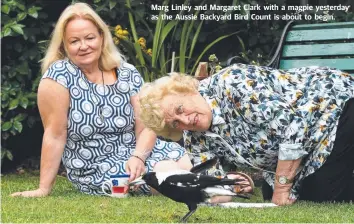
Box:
[10,188,51,198]
[126,155,146,182]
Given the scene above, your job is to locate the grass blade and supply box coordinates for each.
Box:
[126,0,138,42]
[188,20,203,62]
[179,20,190,73]
[156,20,178,64]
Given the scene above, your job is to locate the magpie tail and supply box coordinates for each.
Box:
[190,157,218,174]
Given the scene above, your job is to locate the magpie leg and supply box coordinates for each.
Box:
[180,209,196,223]
[180,204,197,223]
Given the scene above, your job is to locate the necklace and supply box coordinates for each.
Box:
[67,60,107,123]
[98,69,106,122]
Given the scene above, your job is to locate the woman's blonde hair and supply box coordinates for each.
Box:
[41,2,125,73]
[139,73,199,141]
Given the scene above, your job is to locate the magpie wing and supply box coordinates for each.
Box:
[164,173,237,188]
[190,157,218,174]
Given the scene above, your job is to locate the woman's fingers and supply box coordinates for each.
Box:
[126,160,137,182]
[129,169,137,182]
[127,157,147,182]
[226,173,253,193]
[128,165,147,192]
[10,192,23,197]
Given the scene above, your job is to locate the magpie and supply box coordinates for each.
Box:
[129,168,249,222]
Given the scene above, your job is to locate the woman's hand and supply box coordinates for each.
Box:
[126,155,146,182]
[272,184,296,206]
[10,188,50,198]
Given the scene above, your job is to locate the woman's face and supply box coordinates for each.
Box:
[160,92,212,132]
[64,18,103,68]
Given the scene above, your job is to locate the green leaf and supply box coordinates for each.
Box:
[2,92,9,101]
[95,3,107,12]
[156,20,178,63]
[109,0,117,9]
[189,21,204,59]
[6,150,13,161]
[236,35,246,51]
[126,0,139,42]
[1,5,10,14]
[2,122,12,131]
[151,1,169,67]
[17,12,27,21]
[16,3,26,11]
[94,0,101,3]
[28,48,39,60]
[9,98,19,110]
[28,7,38,18]
[133,42,146,66]
[20,97,28,109]
[14,113,27,122]
[13,121,23,133]
[3,27,12,37]
[179,20,190,73]
[1,150,5,159]
[27,92,37,100]
[184,2,205,69]
[9,89,17,96]
[16,61,29,75]
[11,24,24,35]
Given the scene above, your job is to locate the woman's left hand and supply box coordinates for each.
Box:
[272,185,296,206]
[126,156,146,182]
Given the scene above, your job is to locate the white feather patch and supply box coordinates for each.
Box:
[203,187,236,197]
[155,170,192,185]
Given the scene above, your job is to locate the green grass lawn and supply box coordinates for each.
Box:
[1,172,354,223]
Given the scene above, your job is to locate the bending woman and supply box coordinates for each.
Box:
[139,63,354,205]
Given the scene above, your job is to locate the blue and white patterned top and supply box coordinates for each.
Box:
[42,59,185,195]
[184,63,354,199]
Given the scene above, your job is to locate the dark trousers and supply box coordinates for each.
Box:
[263,98,354,202]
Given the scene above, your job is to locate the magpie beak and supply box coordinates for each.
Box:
[129,175,146,186]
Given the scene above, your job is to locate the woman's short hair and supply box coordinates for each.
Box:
[41,2,125,73]
[139,73,199,141]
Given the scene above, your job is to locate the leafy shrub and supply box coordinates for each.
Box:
[1,0,71,167]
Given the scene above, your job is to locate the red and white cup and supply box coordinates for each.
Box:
[101,174,130,198]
